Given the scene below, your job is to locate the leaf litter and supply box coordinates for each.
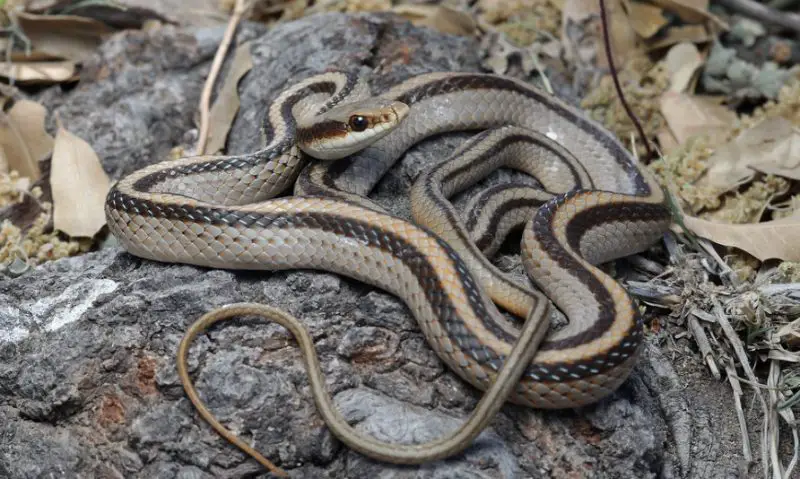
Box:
[1,0,800,477]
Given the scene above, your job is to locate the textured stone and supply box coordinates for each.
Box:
[0,11,750,479]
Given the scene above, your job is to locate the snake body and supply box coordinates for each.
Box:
[104,70,671,474]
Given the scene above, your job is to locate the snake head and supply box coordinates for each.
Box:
[297,99,410,160]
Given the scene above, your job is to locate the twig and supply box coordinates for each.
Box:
[726,359,754,463]
[688,314,721,379]
[196,0,250,156]
[714,298,771,478]
[767,361,795,479]
[597,0,653,159]
[716,0,800,34]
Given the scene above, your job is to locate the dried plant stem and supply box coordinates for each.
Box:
[597,0,653,159]
[196,0,249,155]
[714,299,771,479]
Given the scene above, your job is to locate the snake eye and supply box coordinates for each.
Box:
[348,115,369,132]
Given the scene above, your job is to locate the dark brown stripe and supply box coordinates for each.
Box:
[565,201,671,256]
[468,195,547,252]
[421,175,530,345]
[134,74,360,193]
[442,132,587,190]
[530,190,668,358]
[396,74,649,195]
[296,119,348,145]
[108,186,620,382]
[420,130,586,341]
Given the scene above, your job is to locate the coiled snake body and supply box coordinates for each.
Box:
[105,71,671,475]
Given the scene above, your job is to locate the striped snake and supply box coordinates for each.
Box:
[104,71,671,475]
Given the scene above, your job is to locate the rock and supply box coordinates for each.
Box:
[0,11,747,479]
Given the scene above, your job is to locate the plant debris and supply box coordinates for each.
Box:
[1,0,800,477]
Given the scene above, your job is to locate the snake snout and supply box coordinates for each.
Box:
[300,99,410,160]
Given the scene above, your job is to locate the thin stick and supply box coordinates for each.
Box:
[196,0,250,156]
[714,299,771,478]
[597,0,654,159]
[726,359,754,463]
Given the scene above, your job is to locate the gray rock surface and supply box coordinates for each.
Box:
[1,12,748,478]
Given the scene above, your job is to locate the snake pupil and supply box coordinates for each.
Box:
[349,115,368,132]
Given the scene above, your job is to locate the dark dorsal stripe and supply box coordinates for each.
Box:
[529,190,669,358]
[396,74,651,195]
[296,119,349,145]
[134,76,359,193]
[470,195,548,252]
[107,186,628,382]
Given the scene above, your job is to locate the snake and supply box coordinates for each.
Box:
[104,70,671,476]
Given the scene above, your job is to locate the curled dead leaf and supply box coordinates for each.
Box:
[664,42,704,92]
[205,41,253,154]
[0,100,55,181]
[681,210,800,261]
[561,0,638,69]
[0,38,62,62]
[701,117,800,190]
[392,5,477,36]
[0,61,77,84]
[623,0,669,39]
[14,12,114,62]
[645,24,712,51]
[659,91,736,145]
[50,128,110,237]
[648,0,728,30]
[657,128,680,155]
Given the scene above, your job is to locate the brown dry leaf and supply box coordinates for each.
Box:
[50,127,110,237]
[624,0,668,39]
[701,117,800,189]
[664,42,704,92]
[0,61,77,83]
[0,146,7,174]
[0,38,62,62]
[392,5,476,36]
[562,0,638,68]
[660,91,736,145]
[14,12,114,62]
[648,0,728,29]
[657,128,680,154]
[206,41,253,155]
[681,209,800,261]
[0,100,55,181]
[645,24,712,51]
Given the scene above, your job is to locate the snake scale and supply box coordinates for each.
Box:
[104,70,671,475]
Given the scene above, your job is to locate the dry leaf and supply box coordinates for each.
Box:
[562,0,638,68]
[701,118,800,189]
[660,91,736,145]
[0,61,77,83]
[14,12,114,62]
[664,42,704,92]
[392,5,476,36]
[624,0,668,39]
[0,38,62,62]
[645,24,712,51]
[0,146,7,174]
[0,100,55,181]
[657,128,680,155]
[206,42,253,154]
[648,0,728,29]
[50,128,110,237]
[681,209,800,261]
